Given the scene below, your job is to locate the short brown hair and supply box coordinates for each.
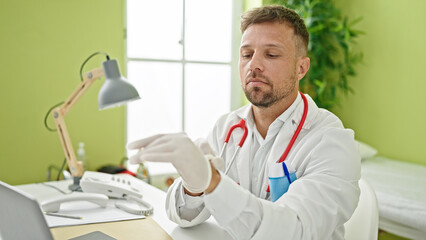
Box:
[241,5,309,55]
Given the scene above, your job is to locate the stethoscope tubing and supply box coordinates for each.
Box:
[224,146,241,175]
[220,118,248,175]
[278,92,308,163]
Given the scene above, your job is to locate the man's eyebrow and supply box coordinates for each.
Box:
[264,44,283,48]
[240,43,284,49]
[240,44,251,49]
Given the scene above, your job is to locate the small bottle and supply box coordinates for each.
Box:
[77,142,88,170]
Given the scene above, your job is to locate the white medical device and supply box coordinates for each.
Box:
[41,192,108,212]
[40,171,153,216]
[81,171,153,215]
[80,171,144,198]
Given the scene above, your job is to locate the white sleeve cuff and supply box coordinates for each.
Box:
[166,178,211,227]
[177,182,205,209]
[204,171,251,224]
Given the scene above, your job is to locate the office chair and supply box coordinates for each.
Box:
[344,178,379,240]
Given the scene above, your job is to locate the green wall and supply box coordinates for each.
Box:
[334,2,426,238]
[0,0,127,185]
[334,0,426,166]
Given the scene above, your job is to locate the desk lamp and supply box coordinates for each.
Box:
[51,53,140,190]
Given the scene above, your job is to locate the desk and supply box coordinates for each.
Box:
[17,179,232,240]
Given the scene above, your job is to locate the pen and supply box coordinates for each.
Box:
[44,212,82,220]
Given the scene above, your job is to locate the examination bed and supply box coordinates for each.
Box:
[360,153,426,240]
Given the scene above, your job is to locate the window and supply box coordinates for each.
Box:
[126,0,242,146]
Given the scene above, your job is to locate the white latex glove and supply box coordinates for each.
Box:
[194,138,225,172]
[194,138,215,155]
[128,133,212,193]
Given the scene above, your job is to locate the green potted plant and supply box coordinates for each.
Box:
[263,0,363,109]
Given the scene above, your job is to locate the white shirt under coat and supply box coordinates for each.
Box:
[165,93,361,239]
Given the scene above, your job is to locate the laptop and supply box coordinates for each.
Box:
[0,180,53,240]
[0,181,115,240]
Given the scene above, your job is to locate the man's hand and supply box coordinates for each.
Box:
[194,138,225,172]
[128,133,213,194]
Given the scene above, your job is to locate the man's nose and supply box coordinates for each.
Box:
[249,54,264,72]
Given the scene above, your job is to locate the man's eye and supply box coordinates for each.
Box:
[241,53,252,58]
[267,54,279,58]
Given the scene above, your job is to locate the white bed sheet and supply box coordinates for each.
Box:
[361,156,426,239]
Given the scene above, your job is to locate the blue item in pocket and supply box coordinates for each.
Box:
[269,162,297,202]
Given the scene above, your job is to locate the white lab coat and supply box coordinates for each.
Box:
[165,94,361,239]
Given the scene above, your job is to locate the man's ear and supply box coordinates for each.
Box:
[296,57,310,81]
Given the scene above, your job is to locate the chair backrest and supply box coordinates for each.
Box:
[344,178,379,240]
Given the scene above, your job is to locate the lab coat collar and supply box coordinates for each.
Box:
[234,104,256,133]
[235,104,252,122]
[274,93,319,130]
[275,92,302,125]
[291,93,319,130]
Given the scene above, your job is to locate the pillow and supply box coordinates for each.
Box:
[356,140,378,160]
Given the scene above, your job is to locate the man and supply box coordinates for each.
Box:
[128,5,360,240]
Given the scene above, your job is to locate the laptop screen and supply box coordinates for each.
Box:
[0,181,53,240]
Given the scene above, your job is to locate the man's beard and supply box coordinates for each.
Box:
[243,72,297,108]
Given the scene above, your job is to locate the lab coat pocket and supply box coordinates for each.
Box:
[268,162,297,202]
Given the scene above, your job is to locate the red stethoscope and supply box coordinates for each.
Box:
[219,92,309,190]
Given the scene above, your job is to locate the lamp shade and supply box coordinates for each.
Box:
[98,59,140,110]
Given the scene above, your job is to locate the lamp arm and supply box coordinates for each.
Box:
[62,68,104,115]
[52,68,105,177]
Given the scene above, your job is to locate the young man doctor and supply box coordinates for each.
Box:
[129,5,360,240]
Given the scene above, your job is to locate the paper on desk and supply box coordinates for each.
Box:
[45,199,145,228]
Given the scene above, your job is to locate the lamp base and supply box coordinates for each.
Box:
[68,176,82,191]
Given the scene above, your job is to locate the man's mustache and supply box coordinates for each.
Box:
[245,71,269,84]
